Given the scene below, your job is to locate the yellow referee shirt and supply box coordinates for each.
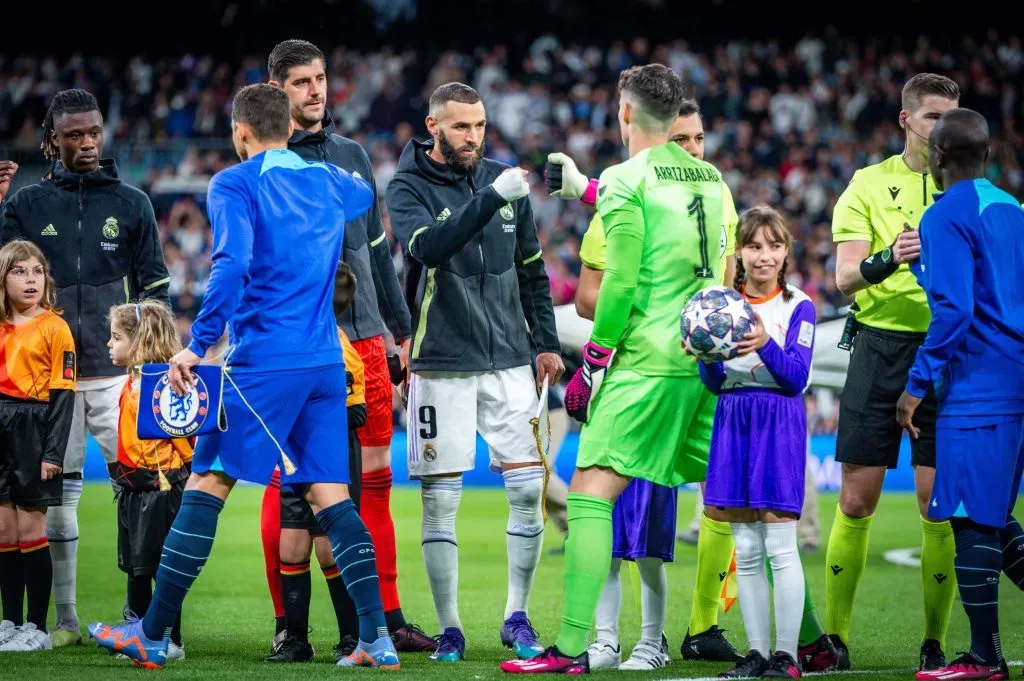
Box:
[580,181,738,284]
[832,155,938,333]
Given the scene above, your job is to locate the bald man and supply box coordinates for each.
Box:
[899,107,1024,681]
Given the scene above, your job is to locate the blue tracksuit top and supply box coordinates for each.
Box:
[908,178,1024,419]
[187,149,373,370]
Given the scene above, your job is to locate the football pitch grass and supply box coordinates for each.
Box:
[2,485,1022,680]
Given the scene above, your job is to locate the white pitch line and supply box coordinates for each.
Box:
[663,660,1023,681]
[884,546,922,568]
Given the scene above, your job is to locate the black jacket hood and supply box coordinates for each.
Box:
[287,114,338,150]
[285,113,413,342]
[50,159,121,189]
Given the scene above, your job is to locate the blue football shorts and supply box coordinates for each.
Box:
[930,414,1024,528]
[191,364,349,487]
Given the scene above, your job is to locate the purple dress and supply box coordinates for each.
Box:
[700,286,815,515]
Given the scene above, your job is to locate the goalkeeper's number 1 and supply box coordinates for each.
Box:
[688,195,715,280]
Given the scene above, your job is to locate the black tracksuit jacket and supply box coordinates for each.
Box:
[385,139,560,372]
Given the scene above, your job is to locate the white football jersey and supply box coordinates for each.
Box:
[720,285,815,392]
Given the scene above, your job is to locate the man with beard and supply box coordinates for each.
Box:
[384,82,563,663]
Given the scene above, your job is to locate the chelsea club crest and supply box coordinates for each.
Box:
[151,371,210,438]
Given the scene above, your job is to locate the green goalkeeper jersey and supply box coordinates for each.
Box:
[591,142,725,377]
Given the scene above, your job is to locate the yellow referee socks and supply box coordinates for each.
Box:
[920,517,956,647]
[688,513,734,635]
[824,505,873,642]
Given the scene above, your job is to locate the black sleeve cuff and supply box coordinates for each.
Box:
[859,246,901,284]
[44,389,75,467]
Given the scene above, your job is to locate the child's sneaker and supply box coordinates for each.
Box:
[0,623,52,652]
[620,638,670,670]
[584,639,621,670]
[49,622,82,647]
[763,651,802,678]
[0,621,17,647]
[718,650,770,678]
[334,634,359,662]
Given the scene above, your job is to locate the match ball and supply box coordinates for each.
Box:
[680,285,756,363]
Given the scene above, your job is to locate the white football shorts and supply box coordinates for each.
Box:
[406,365,543,478]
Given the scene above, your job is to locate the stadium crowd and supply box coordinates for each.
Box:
[6,32,1024,323]
[3,30,1024,436]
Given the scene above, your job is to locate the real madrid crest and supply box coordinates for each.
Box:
[423,443,437,462]
[103,217,119,239]
[499,203,515,221]
[151,371,210,438]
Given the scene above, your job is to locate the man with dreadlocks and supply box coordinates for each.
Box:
[0,88,171,646]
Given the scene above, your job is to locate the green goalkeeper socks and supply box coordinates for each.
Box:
[797,577,826,647]
[766,556,825,646]
[555,493,614,658]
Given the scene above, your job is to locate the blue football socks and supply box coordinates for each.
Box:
[143,491,223,641]
[953,521,1003,664]
[315,499,388,643]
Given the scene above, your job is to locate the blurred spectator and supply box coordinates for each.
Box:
[545,254,578,307]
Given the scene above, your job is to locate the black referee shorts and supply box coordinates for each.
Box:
[836,325,937,469]
[0,399,61,507]
[280,429,362,535]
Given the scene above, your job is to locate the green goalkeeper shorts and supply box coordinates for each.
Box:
[576,368,715,487]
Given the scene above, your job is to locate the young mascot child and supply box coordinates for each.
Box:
[697,207,817,679]
[107,299,193,661]
[0,240,76,652]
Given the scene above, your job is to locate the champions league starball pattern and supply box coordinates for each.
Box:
[680,286,757,363]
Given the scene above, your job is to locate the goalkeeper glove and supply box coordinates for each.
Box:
[387,353,407,385]
[545,152,598,204]
[564,341,613,423]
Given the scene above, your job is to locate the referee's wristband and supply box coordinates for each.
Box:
[859,246,901,285]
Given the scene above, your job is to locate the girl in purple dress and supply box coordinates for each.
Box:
[697,206,816,679]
